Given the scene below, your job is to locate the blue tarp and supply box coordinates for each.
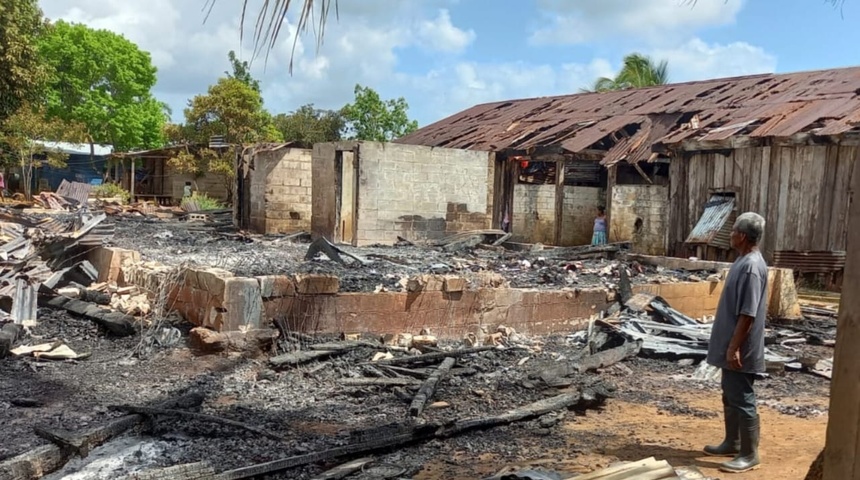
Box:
[37,154,107,191]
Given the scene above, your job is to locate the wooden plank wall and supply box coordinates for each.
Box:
[668,145,857,261]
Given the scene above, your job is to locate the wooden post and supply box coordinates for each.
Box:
[606,164,617,243]
[823,158,860,480]
[129,157,135,202]
[554,159,565,245]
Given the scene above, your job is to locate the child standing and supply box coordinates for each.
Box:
[592,206,607,246]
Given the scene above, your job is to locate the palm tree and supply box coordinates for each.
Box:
[581,53,669,93]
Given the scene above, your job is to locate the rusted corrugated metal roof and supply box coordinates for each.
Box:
[685,195,736,247]
[396,66,860,161]
[772,251,846,273]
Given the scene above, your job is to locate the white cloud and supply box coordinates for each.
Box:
[37,0,776,132]
[651,38,777,82]
[530,0,744,46]
[415,10,476,53]
[38,0,475,124]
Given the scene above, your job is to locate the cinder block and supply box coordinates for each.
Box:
[294,274,340,294]
[257,275,296,298]
[195,267,234,297]
[407,274,444,292]
[443,276,466,293]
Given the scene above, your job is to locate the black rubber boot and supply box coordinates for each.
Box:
[720,415,761,473]
[703,406,740,456]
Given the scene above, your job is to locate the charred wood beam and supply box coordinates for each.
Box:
[573,341,642,374]
[631,161,653,185]
[310,457,374,480]
[409,357,455,417]
[115,462,217,480]
[436,391,586,438]
[339,377,422,387]
[218,386,608,480]
[270,350,343,368]
[108,404,289,442]
[369,346,498,367]
[0,323,23,358]
[40,295,137,336]
[0,393,203,480]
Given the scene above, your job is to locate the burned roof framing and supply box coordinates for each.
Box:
[397,66,860,162]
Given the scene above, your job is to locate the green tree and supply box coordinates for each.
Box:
[0,103,85,200]
[37,21,167,154]
[273,104,344,146]
[167,77,282,201]
[341,84,418,142]
[226,50,261,93]
[582,53,669,93]
[0,0,49,122]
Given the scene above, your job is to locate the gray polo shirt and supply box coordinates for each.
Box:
[706,250,768,373]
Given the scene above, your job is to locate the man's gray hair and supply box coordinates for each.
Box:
[734,212,765,244]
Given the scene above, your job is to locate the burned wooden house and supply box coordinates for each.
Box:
[397,66,860,282]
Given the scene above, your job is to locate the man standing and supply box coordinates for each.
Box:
[703,212,768,473]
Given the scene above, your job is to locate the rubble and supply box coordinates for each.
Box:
[0,190,838,479]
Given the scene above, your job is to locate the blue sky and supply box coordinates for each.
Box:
[39,1,860,127]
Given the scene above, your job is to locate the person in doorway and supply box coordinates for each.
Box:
[591,206,607,245]
[703,212,768,473]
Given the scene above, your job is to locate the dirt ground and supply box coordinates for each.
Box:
[415,368,827,480]
[0,309,830,479]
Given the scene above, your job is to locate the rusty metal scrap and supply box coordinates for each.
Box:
[773,250,846,273]
[685,195,736,248]
[397,67,860,161]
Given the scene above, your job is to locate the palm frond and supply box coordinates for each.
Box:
[204,0,338,74]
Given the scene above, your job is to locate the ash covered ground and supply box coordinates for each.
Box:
[0,310,831,479]
[108,217,708,292]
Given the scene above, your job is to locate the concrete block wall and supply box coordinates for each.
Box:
[512,184,556,244]
[611,185,669,255]
[512,185,604,247]
[356,142,493,245]
[91,244,781,337]
[165,163,229,203]
[248,147,313,234]
[561,186,604,246]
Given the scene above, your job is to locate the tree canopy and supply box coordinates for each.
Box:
[166,76,282,201]
[226,50,261,93]
[341,84,418,142]
[583,53,669,93]
[0,102,85,199]
[0,0,49,122]
[273,105,344,146]
[173,77,282,146]
[37,20,167,152]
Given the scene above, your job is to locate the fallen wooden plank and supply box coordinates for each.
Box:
[370,346,498,367]
[438,391,584,438]
[0,393,203,480]
[310,457,374,480]
[115,461,218,480]
[33,427,89,457]
[41,295,137,336]
[574,341,642,374]
[563,457,674,480]
[339,377,422,387]
[0,322,23,358]
[219,386,607,480]
[109,405,289,442]
[410,357,455,417]
[270,350,341,368]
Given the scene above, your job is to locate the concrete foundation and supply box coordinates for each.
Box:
[87,246,801,336]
